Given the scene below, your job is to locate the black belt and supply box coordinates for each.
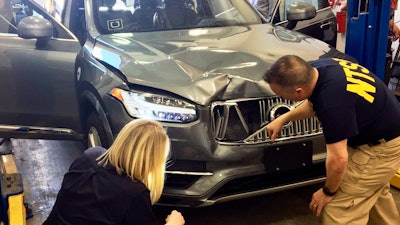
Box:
[368,130,400,146]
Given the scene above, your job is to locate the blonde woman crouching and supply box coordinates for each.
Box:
[43,119,185,225]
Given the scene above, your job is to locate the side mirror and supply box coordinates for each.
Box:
[286,2,316,29]
[17,16,53,40]
[287,2,316,21]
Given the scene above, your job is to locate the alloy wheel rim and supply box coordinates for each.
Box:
[88,126,101,147]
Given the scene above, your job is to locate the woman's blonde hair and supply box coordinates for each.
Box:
[96,119,169,204]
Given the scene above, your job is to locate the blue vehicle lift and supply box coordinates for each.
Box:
[345,0,400,189]
[345,0,391,81]
[0,138,32,225]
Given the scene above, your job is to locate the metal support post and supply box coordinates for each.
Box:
[345,0,391,81]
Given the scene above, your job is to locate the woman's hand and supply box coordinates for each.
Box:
[165,210,185,225]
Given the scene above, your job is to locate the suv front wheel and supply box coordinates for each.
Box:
[84,112,109,148]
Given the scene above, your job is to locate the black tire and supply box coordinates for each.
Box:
[84,112,110,148]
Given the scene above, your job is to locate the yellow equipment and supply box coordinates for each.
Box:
[391,168,400,189]
[1,153,27,225]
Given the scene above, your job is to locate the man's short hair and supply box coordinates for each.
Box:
[263,55,313,89]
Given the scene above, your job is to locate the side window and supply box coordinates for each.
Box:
[32,0,77,40]
[2,0,75,39]
[69,0,86,44]
[0,0,24,34]
[299,0,319,9]
[318,0,330,9]
[34,0,65,23]
[0,0,14,33]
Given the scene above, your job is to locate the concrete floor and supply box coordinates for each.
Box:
[1,138,400,225]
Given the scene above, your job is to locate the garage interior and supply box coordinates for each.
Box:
[1,0,400,224]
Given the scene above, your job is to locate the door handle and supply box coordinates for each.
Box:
[320,21,333,29]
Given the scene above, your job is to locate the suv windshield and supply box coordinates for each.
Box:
[93,0,262,34]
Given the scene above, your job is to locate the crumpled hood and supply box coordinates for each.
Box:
[93,24,336,105]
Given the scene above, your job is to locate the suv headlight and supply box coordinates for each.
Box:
[110,88,197,123]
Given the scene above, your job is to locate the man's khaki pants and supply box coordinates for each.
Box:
[322,136,400,225]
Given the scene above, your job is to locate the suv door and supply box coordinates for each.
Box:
[0,0,82,140]
[271,0,337,47]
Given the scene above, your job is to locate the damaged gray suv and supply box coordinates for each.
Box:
[0,0,353,207]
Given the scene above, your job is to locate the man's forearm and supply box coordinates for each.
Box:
[281,100,314,122]
[325,155,347,192]
[324,141,348,193]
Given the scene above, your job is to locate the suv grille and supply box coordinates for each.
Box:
[211,97,322,144]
